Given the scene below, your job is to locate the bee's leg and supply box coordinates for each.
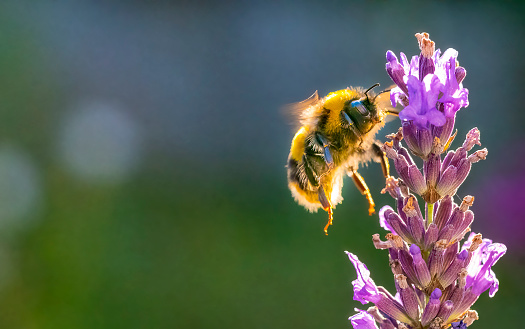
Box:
[349,167,375,216]
[341,112,364,146]
[317,185,333,235]
[315,133,334,169]
[372,142,390,178]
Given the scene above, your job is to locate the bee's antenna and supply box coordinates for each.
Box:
[364,83,380,98]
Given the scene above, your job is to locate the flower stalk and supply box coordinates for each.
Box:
[347,33,506,329]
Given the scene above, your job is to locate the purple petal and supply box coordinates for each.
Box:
[425,108,446,126]
[438,55,469,117]
[349,309,379,329]
[345,252,381,304]
[379,205,397,234]
[463,233,507,297]
[390,86,408,107]
[399,75,445,128]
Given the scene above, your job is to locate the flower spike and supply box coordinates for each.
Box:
[346,33,505,329]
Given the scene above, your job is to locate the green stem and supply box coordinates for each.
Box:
[426,203,434,227]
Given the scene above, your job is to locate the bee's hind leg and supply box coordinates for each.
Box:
[317,185,333,235]
[372,141,390,178]
[348,167,375,216]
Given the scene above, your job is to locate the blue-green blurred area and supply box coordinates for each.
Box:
[0,0,523,328]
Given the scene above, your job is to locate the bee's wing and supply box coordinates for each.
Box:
[282,91,320,128]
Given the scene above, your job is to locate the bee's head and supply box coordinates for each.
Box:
[341,84,383,133]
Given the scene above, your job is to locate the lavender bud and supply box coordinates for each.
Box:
[424,223,439,250]
[449,147,468,168]
[375,292,412,324]
[395,274,420,320]
[386,212,413,243]
[382,141,399,160]
[468,148,488,163]
[439,250,468,289]
[403,196,424,243]
[435,166,457,196]
[432,115,455,152]
[445,207,465,230]
[453,210,474,242]
[448,269,467,320]
[451,159,471,191]
[398,147,415,166]
[417,128,433,158]
[408,217,425,244]
[386,51,408,93]
[443,241,459,270]
[408,165,426,195]
[441,150,455,170]
[434,196,453,229]
[436,300,454,323]
[402,121,421,156]
[394,157,410,184]
[396,195,408,223]
[415,32,436,79]
[457,287,477,316]
[424,153,441,187]
[410,244,431,287]
[398,249,418,285]
[404,195,424,219]
[455,66,466,84]
[389,249,399,266]
[429,240,447,278]
[438,224,455,243]
[421,288,442,326]
[461,128,481,151]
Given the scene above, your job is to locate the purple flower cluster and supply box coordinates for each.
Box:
[386,33,468,130]
[346,33,506,329]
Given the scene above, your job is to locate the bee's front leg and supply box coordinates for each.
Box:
[348,167,375,216]
[372,141,390,178]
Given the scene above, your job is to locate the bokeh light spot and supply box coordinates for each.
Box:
[58,100,141,185]
[0,145,41,228]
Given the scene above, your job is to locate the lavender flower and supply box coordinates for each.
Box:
[387,32,469,128]
[346,33,505,329]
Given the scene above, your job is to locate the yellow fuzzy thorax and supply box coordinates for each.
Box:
[323,89,360,133]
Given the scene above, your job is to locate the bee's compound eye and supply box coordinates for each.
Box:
[350,100,368,116]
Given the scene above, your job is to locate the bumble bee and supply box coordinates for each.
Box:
[286,84,396,234]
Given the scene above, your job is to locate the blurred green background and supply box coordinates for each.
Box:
[0,1,523,328]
